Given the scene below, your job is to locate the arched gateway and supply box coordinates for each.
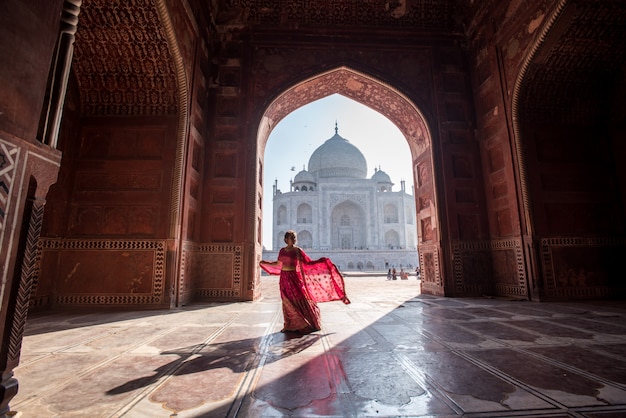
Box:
[254,67,445,296]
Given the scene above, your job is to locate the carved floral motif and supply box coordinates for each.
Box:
[73,0,178,116]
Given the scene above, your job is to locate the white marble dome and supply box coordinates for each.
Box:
[308,129,367,179]
[293,169,315,183]
[371,168,392,183]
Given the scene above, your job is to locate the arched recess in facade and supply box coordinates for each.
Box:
[254,66,445,295]
[510,0,626,301]
[155,0,190,307]
[510,0,569,300]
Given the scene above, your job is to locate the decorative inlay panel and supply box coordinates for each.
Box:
[418,244,442,295]
[329,193,366,206]
[418,195,431,212]
[421,217,434,242]
[452,239,525,297]
[69,205,159,236]
[38,239,165,305]
[0,139,19,251]
[416,162,429,186]
[183,243,242,299]
[540,237,625,299]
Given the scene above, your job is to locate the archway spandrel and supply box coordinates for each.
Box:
[264,68,430,156]
[253,47,433,101]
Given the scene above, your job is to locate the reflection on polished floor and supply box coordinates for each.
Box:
[11,276,626,417]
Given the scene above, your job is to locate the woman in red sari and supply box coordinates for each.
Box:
[260,230,350,334]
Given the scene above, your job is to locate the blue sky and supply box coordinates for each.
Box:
[262,94,414,250]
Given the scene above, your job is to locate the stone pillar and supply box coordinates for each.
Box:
[40,0,82,148]
[0,197,46,415]
[0,139,62,415]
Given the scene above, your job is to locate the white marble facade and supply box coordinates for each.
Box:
[264,127,419,271]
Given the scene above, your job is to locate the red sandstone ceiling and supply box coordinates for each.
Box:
[214,0,463,30]
[72,0,462,117]
[71,0,626,124]
[73,0,179,117]
[519,0,626,124]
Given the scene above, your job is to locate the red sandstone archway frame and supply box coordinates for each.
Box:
[254,67,445,295]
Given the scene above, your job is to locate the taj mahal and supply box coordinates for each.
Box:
[263,125,419,272]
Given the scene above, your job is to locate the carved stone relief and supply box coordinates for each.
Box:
[184,244,242,299]
[73,0,178,116]
[452,239,525,298]
[37,239,165,305]
[220,0,461,30]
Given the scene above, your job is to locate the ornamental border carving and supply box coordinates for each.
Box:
[8,201,45,364]
[38,238,165,305]
[330,193,366,206]
[183,243,242,299]
[540,236,625,298]
[0,139,20,253]
[452,238,525,296]
[418,244,441,293]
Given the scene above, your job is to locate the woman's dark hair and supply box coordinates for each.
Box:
[284,230,297,241]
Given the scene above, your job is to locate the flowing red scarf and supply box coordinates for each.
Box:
[260,248,351,304]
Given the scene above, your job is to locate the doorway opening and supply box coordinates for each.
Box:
[256,67,438,288]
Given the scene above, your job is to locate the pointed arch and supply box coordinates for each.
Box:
[257,66,432,158]
[254,66,443,295]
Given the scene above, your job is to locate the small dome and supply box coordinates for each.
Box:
[294,169,315,184]
[372,168,392,183]
[308,127,367,179]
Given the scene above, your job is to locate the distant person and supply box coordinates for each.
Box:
[260,230,350,334]
[392,268,397,280]
[387,269,392,280]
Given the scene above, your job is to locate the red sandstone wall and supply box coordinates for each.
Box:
[466,0,626,299]
[37,115,178,308]
[0,0,64,142]
[33,0,239,308]
[466,0,552,240]
[463,0,556,299]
